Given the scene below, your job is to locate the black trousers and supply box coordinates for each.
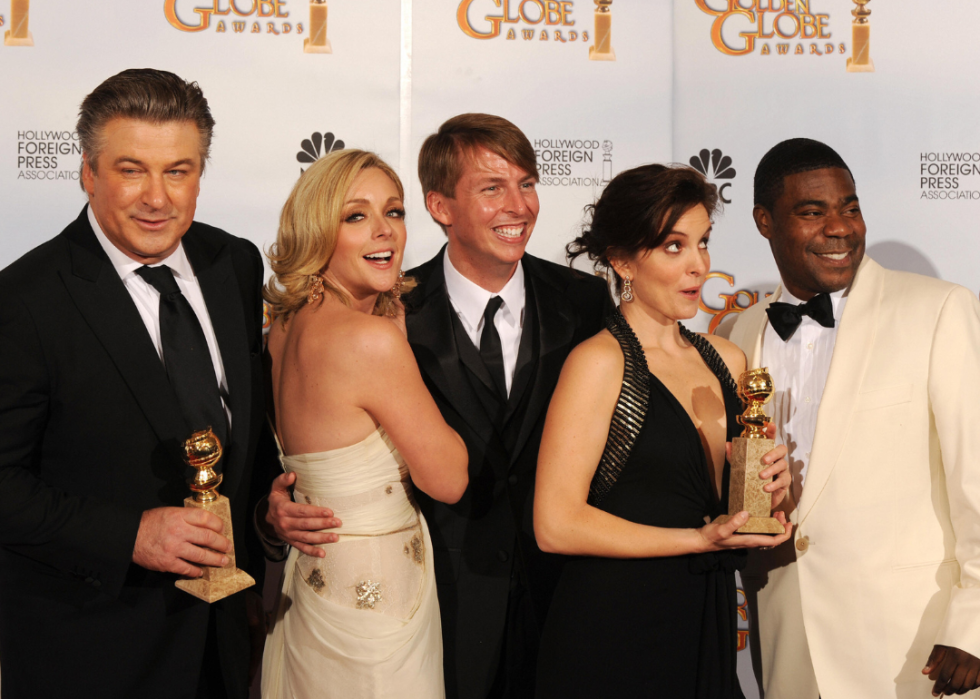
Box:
[196,608,228,699]
[488,576,540,699]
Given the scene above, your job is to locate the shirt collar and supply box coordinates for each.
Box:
[443,247,525,329]
[88,205,195,281]
[777,282,849,323]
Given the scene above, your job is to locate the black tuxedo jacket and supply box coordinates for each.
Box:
[404,249,612,699]
[0,208,270,699]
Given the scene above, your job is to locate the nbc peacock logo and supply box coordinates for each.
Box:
[689,148,736,204]
[296,131,345,175]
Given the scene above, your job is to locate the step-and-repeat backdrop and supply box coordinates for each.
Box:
[2,1,979,695]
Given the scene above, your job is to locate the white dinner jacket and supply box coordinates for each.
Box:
[727,256,980,699]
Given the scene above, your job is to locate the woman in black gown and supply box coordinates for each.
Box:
[533,165,793,698]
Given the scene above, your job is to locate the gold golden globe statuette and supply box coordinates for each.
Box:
[174,429,256,602]
[4,0,34,47]
[588,0,615,62]
[304,0,333,54]
[715,368,785,535]
[846,0,874,73]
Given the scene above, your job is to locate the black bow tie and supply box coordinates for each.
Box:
[765,293,835,341]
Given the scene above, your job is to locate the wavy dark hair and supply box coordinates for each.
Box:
[567,164,719,291]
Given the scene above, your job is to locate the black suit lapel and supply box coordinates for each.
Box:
[449,310,508,428]
[510,256,575,464]
[60,210,188,465]
[504,279,536,424]
[405,253,496,447]
[449,307,498,398]
[183,229,252,501]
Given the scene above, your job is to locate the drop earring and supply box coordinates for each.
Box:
[621,277,634,303]
[308,273,325,304]
[390,270,405,299]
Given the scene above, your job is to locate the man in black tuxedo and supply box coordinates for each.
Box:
[406,114,612,698]
[0,69,269,699]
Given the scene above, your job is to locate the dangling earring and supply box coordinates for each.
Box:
[390,270,405,300]
[621,277,634,303]
[307,273,325,304]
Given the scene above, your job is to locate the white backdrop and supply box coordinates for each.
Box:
[405,1,673,269]
[2,1,978,696]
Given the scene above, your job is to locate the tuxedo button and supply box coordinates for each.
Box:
[497,550,509,563]
[796,535,810,552]
[507,474,518,486]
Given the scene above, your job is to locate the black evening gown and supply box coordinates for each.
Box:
[535,310,747,699]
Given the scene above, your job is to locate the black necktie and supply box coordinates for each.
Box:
[135,265,228,450]
[480,296,508,400]
[765,292,835,342]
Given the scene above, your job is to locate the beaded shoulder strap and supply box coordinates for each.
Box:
[586,314,740,505]
[678,323,739,400]
[587,310,651,506]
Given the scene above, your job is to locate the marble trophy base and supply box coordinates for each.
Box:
[4,30,33,46]
[715,513,785,534]
[304,37,332,53]
[719,436,784,535]
[175,494,255,602]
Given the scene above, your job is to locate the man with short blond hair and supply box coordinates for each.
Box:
[408,113,612,698]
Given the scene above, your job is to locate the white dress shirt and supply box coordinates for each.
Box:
[443,247,525,396]
[761,284,848,503]
[88,206,232,427]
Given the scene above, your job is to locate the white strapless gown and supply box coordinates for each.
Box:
[261,428,445,698]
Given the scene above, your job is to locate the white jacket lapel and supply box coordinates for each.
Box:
[797,257,884,524]
[733,287,781,370]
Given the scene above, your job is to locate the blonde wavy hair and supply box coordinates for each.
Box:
[264,149,416,322]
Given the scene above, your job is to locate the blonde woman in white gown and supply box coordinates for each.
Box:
[260,150,468,699]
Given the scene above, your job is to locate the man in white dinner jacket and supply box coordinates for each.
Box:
[723,138,980,698]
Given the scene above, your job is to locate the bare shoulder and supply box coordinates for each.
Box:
[331,310,410,364]
[561,329,624,384]
[291,304,410,372]
[699,333,746,377]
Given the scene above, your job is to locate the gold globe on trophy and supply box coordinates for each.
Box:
[736,368,774,438]
[175,429,256,602]
[715,368,784,534]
